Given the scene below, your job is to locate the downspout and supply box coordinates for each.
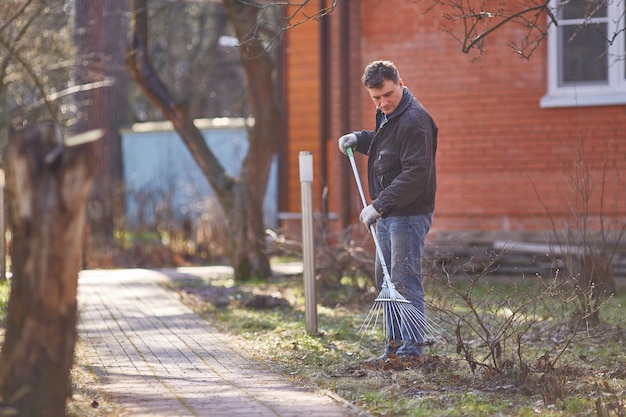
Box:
[339,0,351,229]
[319,0,330,217]
[277,8,288,222]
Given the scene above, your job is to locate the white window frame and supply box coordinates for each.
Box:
[541,0,626,108]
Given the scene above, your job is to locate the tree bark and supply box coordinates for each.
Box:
[223,0,281,280]
[126,0,278,280]
[0,121,98,416]
[74,0,130,244]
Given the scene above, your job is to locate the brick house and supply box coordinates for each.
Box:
[279,1,626,251]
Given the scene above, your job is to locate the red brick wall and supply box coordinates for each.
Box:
[284,1,626,238]
[284,3,321,216]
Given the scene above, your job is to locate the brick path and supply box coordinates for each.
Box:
[77,268,366,417]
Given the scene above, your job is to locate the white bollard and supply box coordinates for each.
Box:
[299,151,317,334]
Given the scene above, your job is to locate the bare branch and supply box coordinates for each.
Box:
[435,0,553,58]
[0,32,59,124]
[22,79,115,113]
[0,0,36,33]
[279,0,337,29]
[0,0,46,83]
[126,0,236,200]
[217,0,337,55]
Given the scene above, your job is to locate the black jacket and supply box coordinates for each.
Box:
[353,87,437,217]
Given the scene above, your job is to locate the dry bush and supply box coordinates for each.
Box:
[266,218,376,304]
[427,247,623,405]
[87,186,230,268]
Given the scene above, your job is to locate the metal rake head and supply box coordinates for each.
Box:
[358,297,447,345]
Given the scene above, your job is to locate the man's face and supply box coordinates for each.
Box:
[366,78,404,115]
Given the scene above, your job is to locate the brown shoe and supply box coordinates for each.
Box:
[366,340,402,361]
[396,340,423,358]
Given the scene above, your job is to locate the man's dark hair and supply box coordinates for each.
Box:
[361,60,400,89]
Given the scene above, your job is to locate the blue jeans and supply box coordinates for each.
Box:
[374,213,433,345]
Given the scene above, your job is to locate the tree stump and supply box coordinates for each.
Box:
[0,121,99,416]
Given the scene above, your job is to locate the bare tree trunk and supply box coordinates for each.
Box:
[0,121,98,416]
[223,0,281,280]
[126,0,276,281]
[98,1,130,243]
[74,0,130,245]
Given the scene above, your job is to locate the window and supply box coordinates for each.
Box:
[541,0,626,107]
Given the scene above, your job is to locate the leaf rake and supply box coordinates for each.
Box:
[346,147,444,346]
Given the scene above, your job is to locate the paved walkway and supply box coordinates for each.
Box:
[77,268,366,417]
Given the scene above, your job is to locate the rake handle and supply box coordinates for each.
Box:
[346,147,368,209]
[346,147,394,288]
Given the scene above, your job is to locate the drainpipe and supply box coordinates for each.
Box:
[277,8,288,219]
[319,0,330,217]
[339,0,351,229]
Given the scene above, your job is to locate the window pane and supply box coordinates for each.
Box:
[561,0,607,20]
[559,23,608,84]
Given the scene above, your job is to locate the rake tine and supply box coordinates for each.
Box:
[390,303,423,341]
[358,301,384,337]
[359,298,451,344]
[396,303,449,342]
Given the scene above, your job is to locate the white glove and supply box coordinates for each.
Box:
[338,133,357,155]
[359,204,381,228]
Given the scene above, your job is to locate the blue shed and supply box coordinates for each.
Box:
[121,118,278,231]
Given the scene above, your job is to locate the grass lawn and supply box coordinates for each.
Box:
[167,268,626,417]
[0,264,623,417]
